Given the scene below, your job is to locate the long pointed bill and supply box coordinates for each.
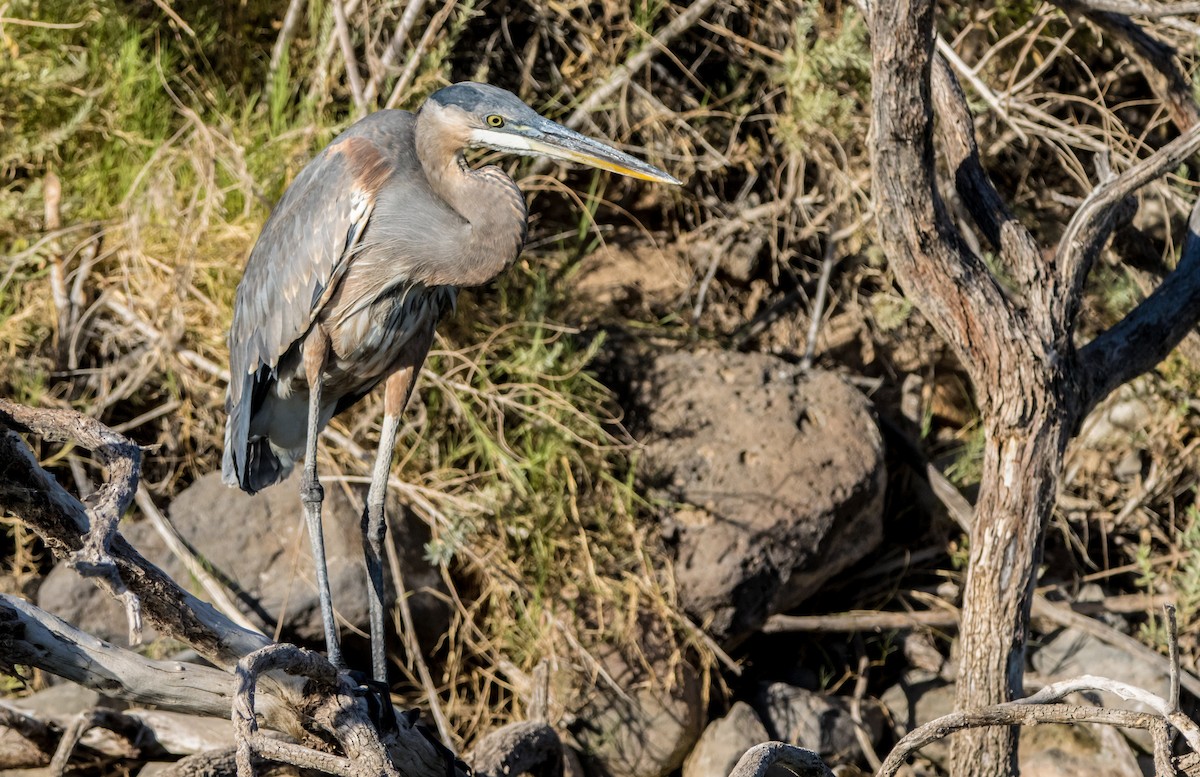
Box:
[533,121,681,184]
[494,117,681,185]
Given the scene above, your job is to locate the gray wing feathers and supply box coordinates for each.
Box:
[223,124,398,489]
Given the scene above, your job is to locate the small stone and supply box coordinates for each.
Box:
[880,672,955,767]
[569,641,704,777]
[1019,719,1141,777]
[682,702,769,777]
[755,683,883,765]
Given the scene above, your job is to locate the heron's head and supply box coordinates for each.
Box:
[425,82,680,185]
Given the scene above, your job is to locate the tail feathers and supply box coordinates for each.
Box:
[222,432,295,494]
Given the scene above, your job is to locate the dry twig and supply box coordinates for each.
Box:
[0,399,143,644]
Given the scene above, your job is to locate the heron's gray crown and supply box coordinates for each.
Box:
[427,82,536,121]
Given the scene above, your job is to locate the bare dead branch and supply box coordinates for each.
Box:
[0,426,270,669]
[763,609,957,633]
[1058,0,1200,17]
[726,742,834,777]
[469,722,563,777]
[565,0,719,130]
[800,231,839,371]
[158,748,241,777]
[384,518,451,742]
[267,0,307,90]
[233,644,401,777]
[0,398,144,643]
[868,0,1036,414]
[330,0,365,114]
[527,0,719,177]
[134,487,265,636]
[1153,719,1175,777]
[1053,123,1200,333]
[1169,604,1182,713]
[878,702,1160,777]
[1078,196,1200,412]
[0,594,293,726]
[1020,675,1200,749]
[1063,3,1200,131]
[383,0,456,110]
[363,0,428,105]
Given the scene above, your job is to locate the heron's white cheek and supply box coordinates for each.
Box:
[469,128,533,153]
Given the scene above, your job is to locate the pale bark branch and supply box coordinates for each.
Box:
[363,0,428,105]
[0,423,270,670]
[0,594,267,722]
[267,0,307,90]
[0,398,144,644]
[878,702,1160,777]
[1053,123,1200,333]
[1019,675,1200,749]
[332,0,367,115]
[1059,0,1200,17]
[726,742,834,777]
[383,0,456,109]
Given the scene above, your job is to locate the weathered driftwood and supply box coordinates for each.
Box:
[468,721,564,777]
[0,401,466,777]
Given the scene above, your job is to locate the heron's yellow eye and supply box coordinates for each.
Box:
[486,114,505,128]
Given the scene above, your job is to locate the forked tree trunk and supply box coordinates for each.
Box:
[867,0,1200,774]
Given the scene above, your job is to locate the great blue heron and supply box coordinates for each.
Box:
[223,82,678,681]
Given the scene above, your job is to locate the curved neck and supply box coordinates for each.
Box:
[415,105,527,287]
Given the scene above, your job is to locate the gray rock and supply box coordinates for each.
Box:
[636,351,886,644]
[755,683,883,765]
[683,702,770,777]
[880,671,955,767]
[570,641,704,777]
[1032,628,1167,752]
[11,682,106,718]
[164,469,373,642]
[167,470,449,650]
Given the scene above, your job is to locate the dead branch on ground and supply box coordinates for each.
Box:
[0,400,538,776]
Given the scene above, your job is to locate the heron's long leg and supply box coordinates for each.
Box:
[302,330,343,670]
[361,365,421,683]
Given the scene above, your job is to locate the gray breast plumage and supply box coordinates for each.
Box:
[323,280,456,394]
